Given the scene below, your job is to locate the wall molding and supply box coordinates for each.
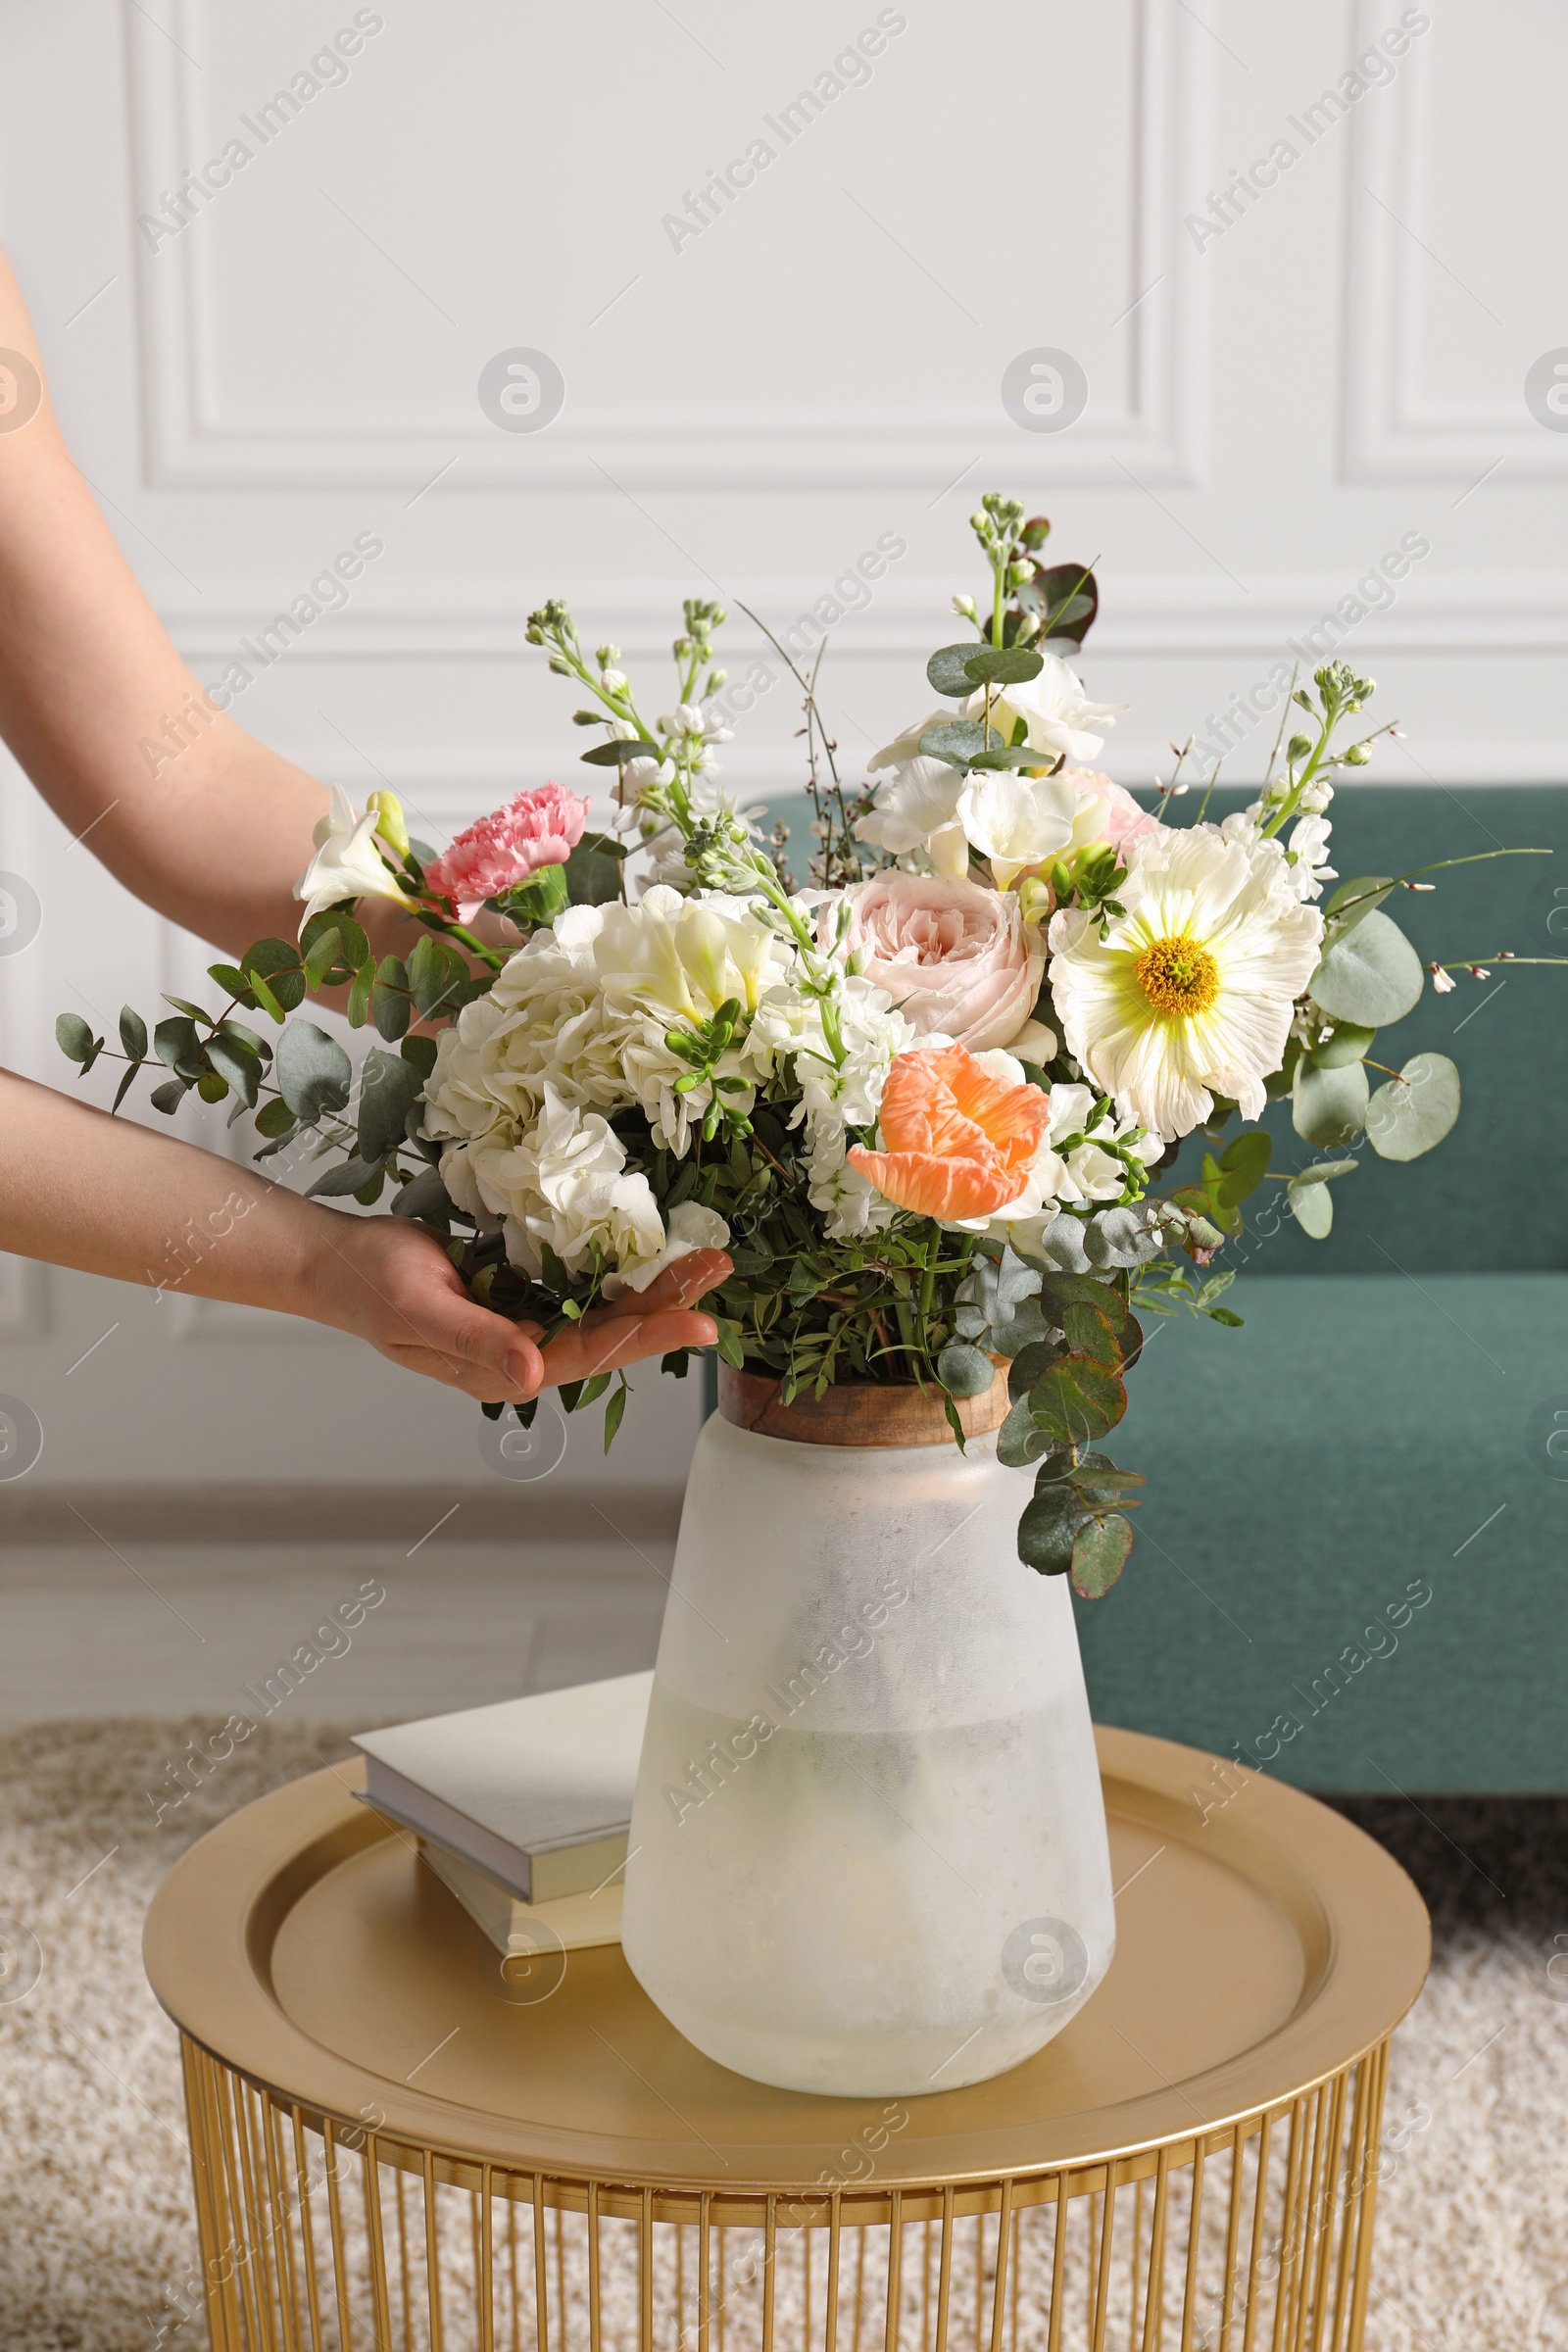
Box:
[127,0,1207,492]
[1343,0,1567,483]
[160,571,1568,671]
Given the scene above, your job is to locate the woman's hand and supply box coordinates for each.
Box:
[308,1212,731,1403]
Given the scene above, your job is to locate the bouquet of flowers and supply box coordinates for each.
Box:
[60,495,1553,1596]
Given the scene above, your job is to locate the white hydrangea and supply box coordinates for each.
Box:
[442,1082,666,1282]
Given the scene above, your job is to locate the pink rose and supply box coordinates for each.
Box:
[424,784,591,920]
[1062,768,1161,854]
[823,871,1045,1054]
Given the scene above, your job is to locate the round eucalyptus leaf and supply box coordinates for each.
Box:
[275,1019,353,1125]
[926,643,987,698]
[1292,1057,1369,1148]
[1070,1514,1133,1599]
[1017,1487,1083,1577]
[1364,1053,1461,1162]
[1308,909,1424,1026]
[1308,1021,1377,1069]
[1323,876,1395,939]
[937,1342,995,1398]
[962,644,1044,687]
[1287,1178,1334,1239]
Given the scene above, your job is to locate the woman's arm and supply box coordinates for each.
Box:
[0,247,422,964]
[0,1070,725,1401]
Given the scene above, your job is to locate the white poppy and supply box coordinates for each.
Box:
[1048,825,1324,1139]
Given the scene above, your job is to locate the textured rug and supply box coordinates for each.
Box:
[0,1719,1563,2352]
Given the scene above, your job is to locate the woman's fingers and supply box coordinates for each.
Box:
[536,1305,719,1389]
[599,1249,733,1319]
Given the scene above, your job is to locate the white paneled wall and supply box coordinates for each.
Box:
[0,0,1562,1488]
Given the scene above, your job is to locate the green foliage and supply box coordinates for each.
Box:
[1365,1053,1461,1161]
[1026,1354,1127,1448]
[578,737,663,766]
[1307,1020,1377,1068]
[407,933,468,1020]
[498,862,569,925]
[275,1021,352,1125]
[1309,907,1424,1026]
[55,1012,96,1064]
[1322,876,1394,938]
[918,718,1004,768]
[960,643,1044,688]
[1292,1058,1369,1148]
[371,956,411,1040]
[936,1341,993,1396]
[1016,1447,1139,1595]
[242,938,308,1015]
[1070,1514,1134,1598]
[359,1048,422,1163]
[564,830,629,906]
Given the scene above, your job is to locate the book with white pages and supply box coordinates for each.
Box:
[352,1669,651,1905]
[418,1838,623,1958]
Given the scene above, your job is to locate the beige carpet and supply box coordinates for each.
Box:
[0,1719,1563,2352]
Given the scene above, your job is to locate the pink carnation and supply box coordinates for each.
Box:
[424,784,590,920]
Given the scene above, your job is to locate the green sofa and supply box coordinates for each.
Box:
[757,783,1568,1792]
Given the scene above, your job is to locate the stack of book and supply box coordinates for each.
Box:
[352,1670,652,1957]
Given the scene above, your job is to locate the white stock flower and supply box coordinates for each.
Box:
[1048,825,1324,1138]
[805,1119,902,1240]
[956,769,1078,890]
[1286,814,1337,902]
[963,654,1126,764]
[293,785,414,929]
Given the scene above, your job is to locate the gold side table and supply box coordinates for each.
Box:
[143,1726,1429,2352]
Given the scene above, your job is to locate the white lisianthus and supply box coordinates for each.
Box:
[293,785,414,929]
[963,654,1126,764]
[956,769,1079,890]
[1048,825,1324,1138]
[855,744,967,878]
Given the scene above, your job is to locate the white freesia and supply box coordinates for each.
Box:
[1048,825,1324,1138]
[956,769,1079,890]
[962,654,1126,764]
[293,784,413,929]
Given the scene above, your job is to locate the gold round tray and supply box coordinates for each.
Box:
[145,1726,1429,2352]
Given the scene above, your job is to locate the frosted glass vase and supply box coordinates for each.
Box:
[621,1375,1115,2097]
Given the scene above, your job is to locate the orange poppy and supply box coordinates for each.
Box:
[848,1045,1051,1221]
